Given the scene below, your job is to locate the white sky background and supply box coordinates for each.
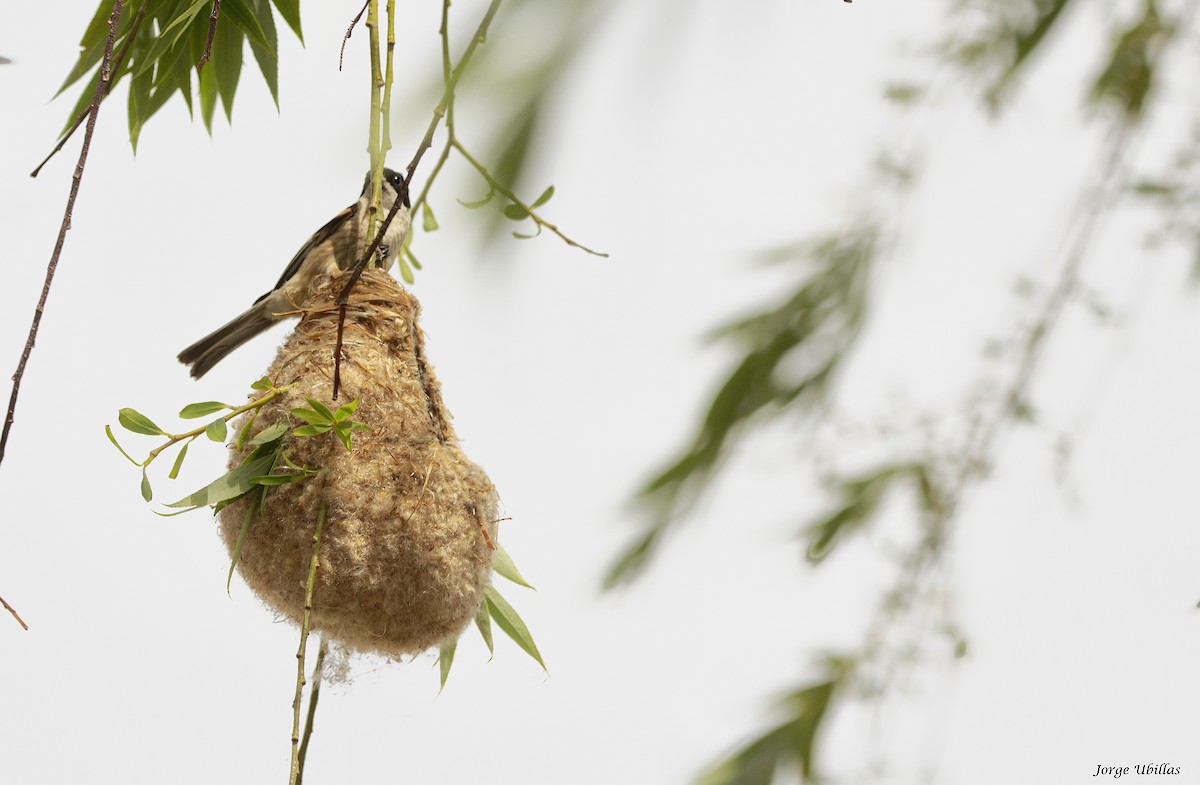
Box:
[2,1,1200,783]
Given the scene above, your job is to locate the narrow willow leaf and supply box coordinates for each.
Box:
[250,473,306,486]
[531,184,555,208]
[250,376,273,390]
[206,418,228,443]
[247,421,289,446]
[141,468,153,502]
[457,190,494,209]
[222,0,271,49]
[169,443,190,480]
[422,202,439,232]
[270,0,303,43]
[227,487,262,593]
[179,401,228,419]
[198,54,218,131]
[292,424,332,437]
[334,424,354,452]
[484,587,545,669]
[119,408,165,436]
[248,0,279,107]
[105,425,141,466]
[437,639,456,694]
[333,398,359,421]
[492,544,534,589]
[213,14,244,123]
[304,399,335,421]
[165,453,275,508]
[474,603,494,658]
[290,407,330,426]
[396,254,415,284]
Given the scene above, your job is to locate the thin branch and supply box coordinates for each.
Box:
[290,499,327,785]
[195,0,221,71]
[453,140,608,257]
[1,594,27,631]
[294,639,328,785]
[339,1,370,72]
[2,0,123,466]
[30,0,149,178]
[332,0,505,398]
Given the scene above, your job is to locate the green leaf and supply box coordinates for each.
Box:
[334,424,354,451]
[292,424,332,437]
[105,425,141,466]
[198,50,218,131]
[141,468,153,502]
[119,408,166,436]
[422,203,439,232]
[270,0,303,43]
[227,487,262,593]
[696,658,849,785]
[304,398,335,421]
[248,0,279,107]
[492,544,534,589]
[250,473,307,486]
[437,639,456,694]
[531,184,555,208]
[127,43,154,152]
[212,12,244,123]
[333,398,359,421]
[474,602,494,658]
[247,421,290,446]
[169,443,189,480]
[457,190,494,209]
[290,407,332,426]
[222,0,271,50]
[205,418,228,443]
[250,376,273,391]
[503,203,529,221]
[483,587,545,669]
[804,464,921,563]
[165,452,275,508]
[396,254,415,284]
[179,401,228,419]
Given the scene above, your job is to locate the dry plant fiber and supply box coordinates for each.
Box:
[220,269,498,657]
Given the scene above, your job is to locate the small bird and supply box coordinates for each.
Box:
[178,168,412,379]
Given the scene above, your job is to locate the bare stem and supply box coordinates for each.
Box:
[1,594,27,630]
[339,1,370,72]
[294,639,329,785]
[289,499,327,785]
[196,0,221,71]
[1,0,123,468]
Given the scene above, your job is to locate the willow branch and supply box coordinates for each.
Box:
[2,0,123,468]
[30,0,149,178]
[195,0,221,71]
[453,140,608,257]
[339,1,370,72]
[289,499,327,785]
[1,594,27,630]
[294,639,329,785]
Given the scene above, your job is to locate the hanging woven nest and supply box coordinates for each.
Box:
[219,269,498,657]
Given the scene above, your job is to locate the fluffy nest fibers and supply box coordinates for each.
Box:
[219,269,498,658]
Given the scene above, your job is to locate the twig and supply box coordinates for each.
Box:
[195,0,221,71]
[30,0,149,178]
[453,140,608,257]
[1,594,28,630]
[294,639,328,785]
[2,0,124,632]
[332,0,505,398]
[2,0,123,466]
[290,498,327,785]
[339,1,370,71]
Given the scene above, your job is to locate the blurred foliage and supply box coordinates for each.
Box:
[605,226,879,588]
[59,0,301,148]
[696,658,850,785]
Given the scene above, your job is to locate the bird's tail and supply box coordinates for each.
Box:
[177,299,277,379]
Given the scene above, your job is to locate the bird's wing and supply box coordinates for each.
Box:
[261,202,359,297]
